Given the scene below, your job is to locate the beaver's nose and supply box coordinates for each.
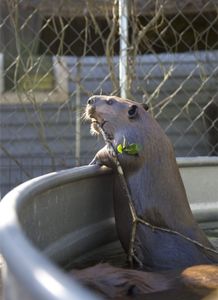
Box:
[87,97,96,105]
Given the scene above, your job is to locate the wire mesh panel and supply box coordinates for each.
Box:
[128,1,218,157]
[0,0,218,197]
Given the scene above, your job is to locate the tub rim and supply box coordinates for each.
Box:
[0,165,110,300]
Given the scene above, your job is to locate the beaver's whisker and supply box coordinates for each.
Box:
[81,111,87,121]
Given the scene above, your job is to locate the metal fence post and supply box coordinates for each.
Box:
[119,0,129,98]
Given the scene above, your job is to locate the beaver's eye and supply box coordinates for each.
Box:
[128,105,138,118]
[106,99,113,105]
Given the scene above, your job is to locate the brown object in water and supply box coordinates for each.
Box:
[85,95,218,271]
[181,264,218,295]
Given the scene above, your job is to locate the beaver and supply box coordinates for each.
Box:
[85,95,218,271]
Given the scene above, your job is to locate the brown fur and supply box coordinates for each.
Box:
[74,95,218,298]
[85,95,218,271]
[71,263,181,298]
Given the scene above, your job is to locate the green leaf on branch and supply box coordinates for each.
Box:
[124,143,141,155]
[117,141,141,156]
[117,144,123,154]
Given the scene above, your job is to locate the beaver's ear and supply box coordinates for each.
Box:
[128,105,138,119]
[141,103,149,111]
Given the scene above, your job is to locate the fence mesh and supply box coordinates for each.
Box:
[0,0,218,197]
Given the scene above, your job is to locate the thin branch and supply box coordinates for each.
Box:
[97,124,218,268]
[0,144,32,178]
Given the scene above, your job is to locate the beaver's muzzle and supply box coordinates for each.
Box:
[86,105,96,118]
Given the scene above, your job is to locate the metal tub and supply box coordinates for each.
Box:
[0,157,218,300]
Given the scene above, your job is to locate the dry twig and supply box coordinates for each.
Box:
[97,124,218,268]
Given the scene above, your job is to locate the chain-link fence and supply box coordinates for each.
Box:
[0,0,218,197]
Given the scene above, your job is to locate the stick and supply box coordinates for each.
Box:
[97,124,218,267]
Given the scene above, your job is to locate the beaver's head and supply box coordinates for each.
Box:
[85,95,148,139]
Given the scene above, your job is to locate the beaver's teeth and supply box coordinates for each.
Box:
[91,119,99,125]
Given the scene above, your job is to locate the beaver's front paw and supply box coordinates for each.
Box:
[89,146,115,168]
[89,156,103,166]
